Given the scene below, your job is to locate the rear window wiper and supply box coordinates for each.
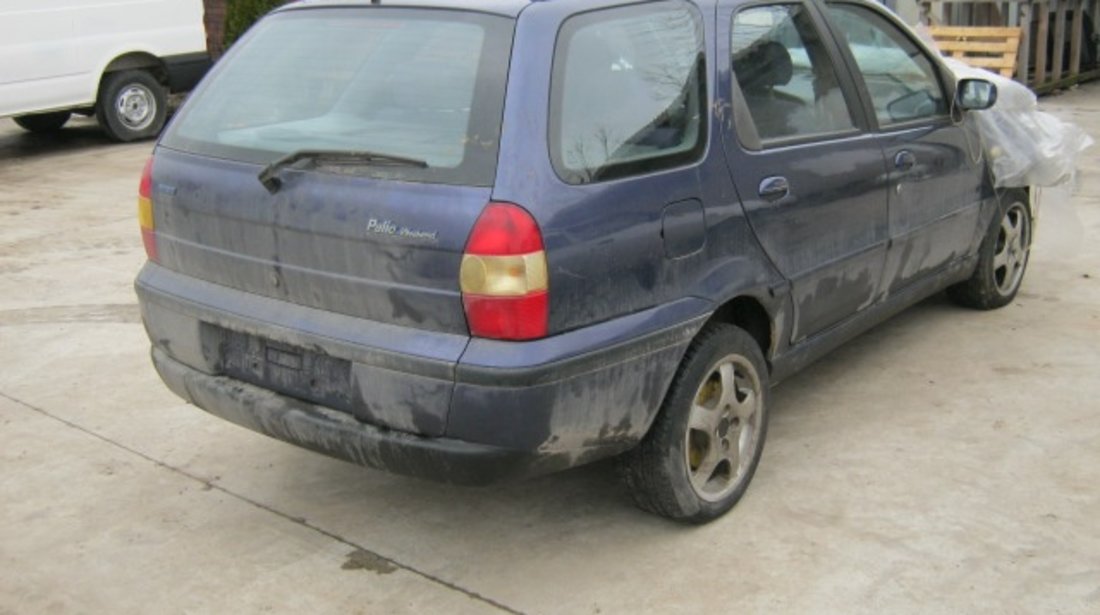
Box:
[258,149,429,193]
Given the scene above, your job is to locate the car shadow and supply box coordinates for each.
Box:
[0,101,182,162]
[247,292,966,547]
[0,117,119,161]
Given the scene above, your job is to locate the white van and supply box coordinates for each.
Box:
[0,0,211,141]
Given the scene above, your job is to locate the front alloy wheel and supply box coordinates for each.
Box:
[991,201,1030,297]
[948,188,1032,310]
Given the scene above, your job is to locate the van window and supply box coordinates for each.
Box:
[731,4,857,144]
[550,1,706,185]
[160,8,513,186]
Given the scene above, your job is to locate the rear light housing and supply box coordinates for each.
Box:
[460,202,549,340]
[137,157,157,261]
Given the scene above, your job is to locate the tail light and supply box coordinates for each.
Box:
[137,157,157,261]
[460,202,548,340]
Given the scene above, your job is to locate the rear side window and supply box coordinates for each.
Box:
[731,4,856,145]
[160,8,513,186]
[827,3,948,125]
[550,1,706,185]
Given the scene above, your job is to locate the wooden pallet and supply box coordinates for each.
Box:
[929,25,1023,78]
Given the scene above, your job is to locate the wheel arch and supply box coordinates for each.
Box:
[702,294,777,371]
[98,52,169,92]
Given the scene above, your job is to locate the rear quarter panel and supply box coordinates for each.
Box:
[493,0,784,338]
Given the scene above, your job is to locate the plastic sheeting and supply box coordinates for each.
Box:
[942,59,1090,254]
[943,57,1094,188]
[906,22,1090,256]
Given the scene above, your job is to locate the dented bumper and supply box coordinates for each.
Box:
[152,347,535,484]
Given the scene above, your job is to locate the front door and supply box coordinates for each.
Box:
[719,0,890,343]
[823,1,988,295]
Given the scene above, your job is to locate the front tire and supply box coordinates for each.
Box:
[13,111,71,133]
[621,323,770,523]
[948,189,1032,309]
[96,69,167,142]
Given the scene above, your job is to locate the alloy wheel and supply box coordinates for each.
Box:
[685,354,763,502]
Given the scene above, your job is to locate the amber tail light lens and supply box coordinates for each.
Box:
[137,157,157,262]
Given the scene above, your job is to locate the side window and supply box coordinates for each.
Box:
[550,1,705,185]
[731,4,857,145]
[827,3,947,125]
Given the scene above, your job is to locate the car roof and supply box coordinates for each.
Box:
[277,0,533,18]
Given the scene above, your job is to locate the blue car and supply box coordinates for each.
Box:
[135,0,1027,522]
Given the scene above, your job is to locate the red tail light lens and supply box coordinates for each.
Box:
[137,157,157,262]
[464,202,544,255]
[460,202,548,340]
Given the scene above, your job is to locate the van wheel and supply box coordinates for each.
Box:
[621,323,769,523]
[96,70,167,142]
[13,111,71,133]
[948,189,1032,310]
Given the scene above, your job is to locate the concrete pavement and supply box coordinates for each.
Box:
[1,86,1098,614]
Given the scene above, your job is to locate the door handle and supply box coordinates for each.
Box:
[758,176,789,202]
[894,150,916,172]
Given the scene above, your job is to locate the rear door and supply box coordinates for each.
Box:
[822,1,986,294]
[719,0,890,343]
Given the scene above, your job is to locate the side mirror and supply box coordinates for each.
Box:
[956,78,998,111]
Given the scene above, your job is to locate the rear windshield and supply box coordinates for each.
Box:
[160,8,513,186]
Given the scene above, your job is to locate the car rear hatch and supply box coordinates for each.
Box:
[147,5,515,435]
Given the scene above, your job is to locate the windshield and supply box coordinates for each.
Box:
[160,8,513,186]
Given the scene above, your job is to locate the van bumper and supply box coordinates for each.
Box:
[136,263,710,483]
[163,52,213,93]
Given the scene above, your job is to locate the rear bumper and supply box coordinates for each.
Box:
[136,263,710,483]
[152,348,536,484]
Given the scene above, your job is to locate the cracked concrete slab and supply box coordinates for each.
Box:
[0,395,501,614]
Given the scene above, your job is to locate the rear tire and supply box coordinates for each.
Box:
[96,69,167,142]
[948,188,1032,309]
[621,323,769,523]
[13,111,71,133]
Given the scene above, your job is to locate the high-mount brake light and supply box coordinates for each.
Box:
[137,157,157,262]
[460,202,549,340]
